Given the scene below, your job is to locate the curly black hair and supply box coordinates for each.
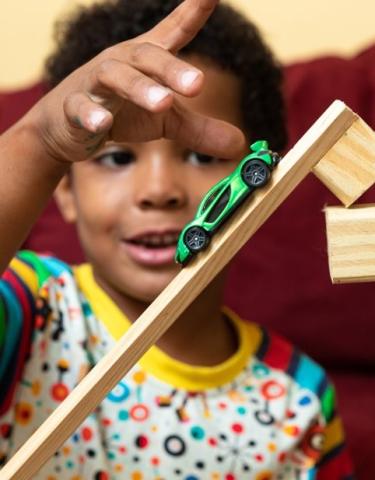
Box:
[46,0,287,151]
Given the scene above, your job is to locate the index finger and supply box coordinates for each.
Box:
[141,0,219,54]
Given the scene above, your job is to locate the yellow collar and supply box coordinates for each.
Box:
[74,264,262,391]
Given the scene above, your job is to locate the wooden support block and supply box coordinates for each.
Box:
[313,117,375,207]
[325,203,375,283]
[1,100,358,480]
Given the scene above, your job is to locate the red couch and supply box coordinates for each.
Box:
[1,45,375,479]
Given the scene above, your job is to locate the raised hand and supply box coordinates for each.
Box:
[34,0,246,164]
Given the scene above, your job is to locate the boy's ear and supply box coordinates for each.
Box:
[54,174,77,223]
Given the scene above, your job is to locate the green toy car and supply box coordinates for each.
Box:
[175,140,280,265]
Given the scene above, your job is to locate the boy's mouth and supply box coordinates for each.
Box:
[122,230,181,267]
[127,231,180,248]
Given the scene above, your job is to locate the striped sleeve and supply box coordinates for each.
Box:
[315,384,355,479]
[255,328,355,479]
[287,352,355,479]
[0,251,50,414]
[291,360,355,480]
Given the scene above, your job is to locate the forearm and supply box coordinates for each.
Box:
[0,111,69,273]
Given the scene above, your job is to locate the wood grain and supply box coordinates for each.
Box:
[325,203,375,283]
[1,100,357,479]
[313,117,375,206]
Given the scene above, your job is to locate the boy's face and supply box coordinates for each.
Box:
[55,55,246,303]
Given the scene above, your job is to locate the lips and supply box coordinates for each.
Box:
[122,230,181,267]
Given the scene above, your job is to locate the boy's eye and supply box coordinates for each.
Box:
[95,150,135,168]
[186,151,220,166]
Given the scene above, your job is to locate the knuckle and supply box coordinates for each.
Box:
[95,58,117,83]
[126,72,146,93]
[63,92,85,127]
[129,42,154,64]
[101,45,116,57]
[63,92,81,119]
[165,58,179,80]
[63,92,76,110]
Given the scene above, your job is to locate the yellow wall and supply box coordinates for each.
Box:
[1,0,375,90]
[230,0,375,62]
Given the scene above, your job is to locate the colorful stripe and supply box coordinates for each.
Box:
[257,328,294,371]
[41,255,72,278]
[293,354,325,393]
[16,250,51,288]
[320,383,335,422]
[0,281,23,384]
[256,330,327,397]
[0,253,42,413]
[322,415,345,455]
[0,295,5,351]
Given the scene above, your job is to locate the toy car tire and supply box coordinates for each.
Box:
[241,159,270,187]
[184,226,210,253]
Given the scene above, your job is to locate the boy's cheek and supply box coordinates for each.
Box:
[72,173,130,216]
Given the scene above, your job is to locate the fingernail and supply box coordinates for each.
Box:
[148,86,170,105]
[180,70,200,89]
[89,110,108,129]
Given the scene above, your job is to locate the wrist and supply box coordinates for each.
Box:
[4,109,71,180]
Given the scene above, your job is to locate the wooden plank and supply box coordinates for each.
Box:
[1,100,357,479]
[325,203,375,283]
[313,117,375,206]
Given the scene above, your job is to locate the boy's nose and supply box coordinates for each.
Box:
[138,191,184,209]
[134,158,187,210]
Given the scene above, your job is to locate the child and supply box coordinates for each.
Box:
[0,0,353,478]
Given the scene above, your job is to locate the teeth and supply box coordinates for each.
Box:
[148,235,163,246]
[165,233,177,244]
[134,233,179,247]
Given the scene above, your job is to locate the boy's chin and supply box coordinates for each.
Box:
[129,271,179,304]
[129,288,165,306]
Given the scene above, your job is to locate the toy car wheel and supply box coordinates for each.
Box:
[184,226,209,253]
[242,159,270,187]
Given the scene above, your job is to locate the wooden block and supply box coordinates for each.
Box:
[313,117,375,207]
[1,100,358,480]
[325,203,375,283]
